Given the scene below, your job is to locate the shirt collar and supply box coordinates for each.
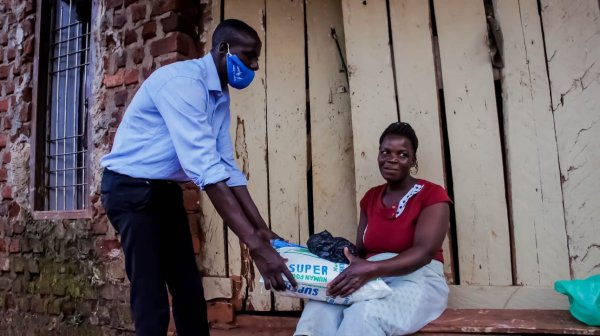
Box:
[201,53,223,92]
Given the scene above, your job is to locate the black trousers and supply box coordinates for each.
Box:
[101,169,209,336]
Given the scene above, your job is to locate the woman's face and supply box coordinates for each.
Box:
[378,134,416,183]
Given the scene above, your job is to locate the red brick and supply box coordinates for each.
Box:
[161,12,196,37]
[19,102,30,122]
[2,186,12,200]
[0,134,7,148]
[142,21,156,40]
[0,32,7,46]
[103,68,125,88]
[114,90,128,107]
[21,18,34,36]
[6,47,16,61]
[0,257,9,271]
[124,29,138,46]
[24,0,35,16]
[114,51,127,68]
[4,81,14,94]
[92,217,108,234]
[151,32,195,57]
[151,0,198,17]
[2,117,11,130]
[23,37,34,57]
[112,12,126,28]
[207,302,234,325]
[124,69,139,85]
[18,122,30,137]
[95,238,121,258]
[30,296,47,314]
[106,0,123,10]
[0,238,5,253]
[125,0,138,7]
[0,65,10,79]
[130,3,147,22]
[3,293,15,310]
[0,98,8,112]
[8,202,20,218]
[13,223,24,234]
[131,46,145,64]
[21,87,32,102]
[2,151,10,164]
[0,168,7,181]
[142,65,155,79]
[158,52,188,66]
[6,13,16,25]
[9,238,19,253]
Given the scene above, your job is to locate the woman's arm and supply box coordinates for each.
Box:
[327,202,449,297]
[355,209,368,258]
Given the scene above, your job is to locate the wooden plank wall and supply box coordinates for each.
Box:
[388,0,454,282]
[541,0,600,279]
[341,0,398,211]
[224,0,271,311]
[265,0,307,311]
[307,0,357,241]
[493,0,570,286]
[434,0,512,285]
[198,0,600,311]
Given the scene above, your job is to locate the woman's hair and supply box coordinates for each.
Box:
[379,121,419,155]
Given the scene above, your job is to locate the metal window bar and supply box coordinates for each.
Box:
[44,0,90,211]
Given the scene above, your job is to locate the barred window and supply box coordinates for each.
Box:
[32,0,92,218]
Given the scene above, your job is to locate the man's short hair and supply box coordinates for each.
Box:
[211,19,260,50]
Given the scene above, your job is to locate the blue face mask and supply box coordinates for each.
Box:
[226,45,255,89]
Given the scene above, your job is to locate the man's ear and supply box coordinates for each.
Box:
[217,42,228,54]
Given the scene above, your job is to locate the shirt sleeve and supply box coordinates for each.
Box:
[216,109,248,187]
[150,76,230,189]
[422,182,452,208]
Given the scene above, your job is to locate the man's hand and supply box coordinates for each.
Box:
[258,227,284,242]
[251,243,297,291]
[327,247,376,297]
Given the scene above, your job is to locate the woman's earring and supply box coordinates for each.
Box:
[410,160,419,175]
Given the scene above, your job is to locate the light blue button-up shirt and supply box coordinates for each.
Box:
[101,54,247,189]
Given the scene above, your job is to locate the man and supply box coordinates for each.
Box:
[100,19,296,336]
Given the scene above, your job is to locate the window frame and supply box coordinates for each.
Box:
[30,0,93,220]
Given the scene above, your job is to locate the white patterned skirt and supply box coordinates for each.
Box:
[294,254,449,336]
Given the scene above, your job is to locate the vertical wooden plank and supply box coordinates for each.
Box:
[433,0,512,285]
[306,0,357,240]
[198,0,225,278]
[541,0,600,279]
[341,0,398,213]
[493,0,570,285]
[202,0,221,54]
[265,0,307,311]
[224,0,271,311]
[389,0,454,282]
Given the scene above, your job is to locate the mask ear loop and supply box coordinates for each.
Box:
[226,43,232,56]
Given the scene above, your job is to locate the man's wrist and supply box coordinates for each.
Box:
[243,233,265,252]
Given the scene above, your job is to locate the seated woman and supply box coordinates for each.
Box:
[294,122,451,336]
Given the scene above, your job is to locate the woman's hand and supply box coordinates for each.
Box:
[327,247,377,298]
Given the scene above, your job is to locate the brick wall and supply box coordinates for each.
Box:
[0,0,211,334]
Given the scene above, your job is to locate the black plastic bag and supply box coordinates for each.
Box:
[307,230,358,264]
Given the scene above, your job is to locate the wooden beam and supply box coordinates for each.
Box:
[307,0,357,241]
[224,0,271,311]
[433,0,512,285]
[540,0,600,279]
[341,0,399,214]
[493,0,570,286]
[448,285,568,310]
[265,0,307,311]
[389,0,454,283]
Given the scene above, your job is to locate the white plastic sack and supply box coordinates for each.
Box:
[261,242,392,305]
